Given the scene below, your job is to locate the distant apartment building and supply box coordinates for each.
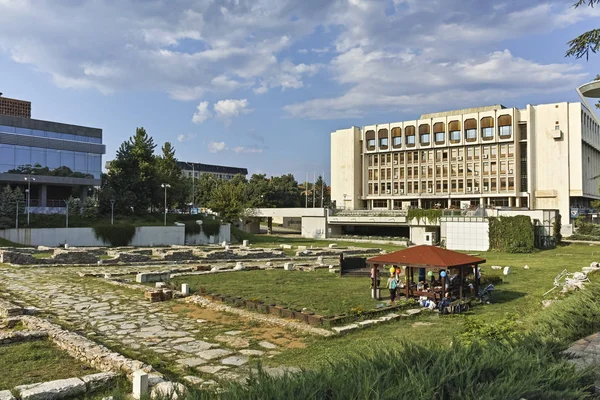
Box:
[0,94,31,118]
[0,95,105,212]
[331,101,600,223]
[177,161,248,180]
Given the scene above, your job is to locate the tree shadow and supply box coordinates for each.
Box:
[489,290,527,304]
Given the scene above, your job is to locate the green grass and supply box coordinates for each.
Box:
[0,237,28,248]
[32,253,53,259]
[0,340,98,389]
[172,269,382,316]
[237,243,600,370]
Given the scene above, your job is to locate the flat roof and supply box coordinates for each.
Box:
[177,161,248,175]
[420,105,507,119]
[0,115,102,138]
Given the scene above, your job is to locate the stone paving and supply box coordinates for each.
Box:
[0,264,303,383]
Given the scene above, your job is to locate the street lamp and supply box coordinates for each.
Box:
[110,199,115,225]
[161,183,171,226]
[24,176,36,225]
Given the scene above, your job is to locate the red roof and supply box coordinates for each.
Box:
[367,245,485,268]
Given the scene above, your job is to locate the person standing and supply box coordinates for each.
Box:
[387,273,397,304]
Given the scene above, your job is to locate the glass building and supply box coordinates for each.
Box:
[0,114,105,210]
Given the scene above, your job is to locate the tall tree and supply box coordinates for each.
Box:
[270,174,301,208]
[194,174,219,209]
[314,175,331,208]
[207,179,248,222]
[156,142,188,209]
[566,0,600,108]
[102,127,158,215]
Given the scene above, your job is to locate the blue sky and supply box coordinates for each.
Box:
[1,0,599,183]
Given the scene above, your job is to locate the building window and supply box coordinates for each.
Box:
[433,122,445,144]
[366,130,375,150]
[449,120,461,143]
[391,127,401,148]
[405,126,416,147]
[419,124,431,145]
[498,115,512,138]
[464,119,477,142]
[378,129,388,149]
[481,117,494,140]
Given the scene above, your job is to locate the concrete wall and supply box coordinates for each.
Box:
[443,219,489,251]
[185,224,231,245]
[331,127,363,210]
[0,224,231,247]
[301,216,327,239]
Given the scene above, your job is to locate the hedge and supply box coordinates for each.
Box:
[92,224,136,246]
[488,216,535,253]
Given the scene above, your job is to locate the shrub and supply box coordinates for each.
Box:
[92,224,136,246]
[184,221,202,237]
[407,208,442,224]
[488,216,535,253]
[201,219,221,237]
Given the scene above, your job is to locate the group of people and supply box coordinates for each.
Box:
[371,265,452,304]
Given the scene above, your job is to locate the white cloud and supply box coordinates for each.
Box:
[0,0,335,99]
[232,146,263,154]
[208,141,227,153]
[177,133,197,142]
[213,98,251,119]
[192,101,212,124]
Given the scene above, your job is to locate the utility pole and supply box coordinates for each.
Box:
[110,199,115,225]
[15,200,19,229]
[65,199,69,228]
[161,183,171,226]
[312,172,316,208]
[321,172,325,208]
[191,163,195,212]
[305,173,308,208]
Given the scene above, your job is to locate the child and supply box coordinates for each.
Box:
[387,273,397,304]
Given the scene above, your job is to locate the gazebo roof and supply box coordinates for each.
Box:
[367,245,485,268]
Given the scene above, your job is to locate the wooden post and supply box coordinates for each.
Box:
[474,264,480,299]
[459,266,463,300]
[410,267,415,297]
[405,267,410,299]
[441,275,446,299]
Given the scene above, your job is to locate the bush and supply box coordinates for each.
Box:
[201,218,221,237]
[92,224,136,246]
[184,221,202,237]
[489,216,535,253]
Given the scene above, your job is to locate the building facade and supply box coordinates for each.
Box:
[0,103,105,212]
[0,95,31,118]
[177,161,248,181]
[331,102,600,223]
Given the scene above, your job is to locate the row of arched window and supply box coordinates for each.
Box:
[366,115,513,150]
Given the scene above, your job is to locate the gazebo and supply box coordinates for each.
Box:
[367,245,486,301]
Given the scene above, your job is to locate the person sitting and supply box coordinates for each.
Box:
[417,281,425,291]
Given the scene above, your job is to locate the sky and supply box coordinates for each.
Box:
[0,0,599,183]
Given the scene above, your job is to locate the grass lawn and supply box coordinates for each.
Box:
[173,242,600,371]
[0,237,28,248]
[0,340,98,389]
[172,269,382,316]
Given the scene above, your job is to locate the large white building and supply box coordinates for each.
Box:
[331,101,600,224]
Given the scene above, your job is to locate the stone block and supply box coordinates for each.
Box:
[242,240,250,247]
[221,355,249,366]
[135,273,148,283]
[0,299,22,318]
[332,324,358,334]
[132,371,148,400]
[329,268,340,274]
[183,376,204,386]
[280,244,293,250]
[81,372,118,392]
[491,265,502,270]
[16,378,86,400]
[358,320,377,327]
[328,243,338,248]
[0,390,15,400]
[156,282,167,288]
[233,262,245,271]
[151,382,186,400]
[283,263,294,271]
[503,266,511,275]
[181,284,190,296]
[197,348,233,360]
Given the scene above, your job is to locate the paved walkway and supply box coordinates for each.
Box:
[0,264,300,382]
[565,332,600,392]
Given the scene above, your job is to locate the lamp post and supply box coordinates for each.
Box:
[65,199,69,228]
[15,200,19,229]
[110,199,115,225]
[161,183,171,226]
[192,163,195,212]
[24,175,36,225]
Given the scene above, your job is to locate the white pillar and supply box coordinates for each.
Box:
[181,284,190,296]
[479,197,484,207]
[508,197,513,208]
[132,371,148,400]
[516,197,521,208]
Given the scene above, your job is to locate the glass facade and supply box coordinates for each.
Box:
[0,144,101,178]
[0,125,102,144]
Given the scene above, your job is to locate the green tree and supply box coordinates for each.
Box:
[102,127,158,215]
[0,185,25,228]
[207,179,249,222]
[156,142,189,210]
[314,175,331,208]
[566,0,600,108]
[194,174,219,209]
[270,174,301,208]
[245,174,272,208]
